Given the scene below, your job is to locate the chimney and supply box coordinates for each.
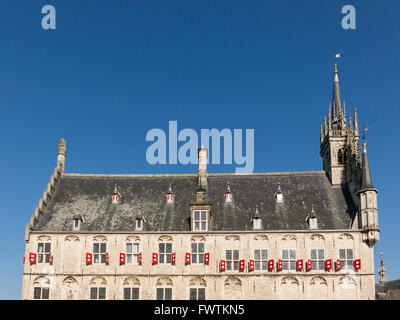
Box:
[198,147,208,189]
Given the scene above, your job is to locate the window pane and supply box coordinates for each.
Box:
[191,243,197,253]
[311,249,317,259]
[133,243,139,253]
[100,243,107,253]
[233,250,239,260]
[165,288,172,300]
[194,211,199,220]
[159,254,165,264]
[94,254,99,263]
[190,288,197,300]
[198,243,204,253]
[201,222,206,230]
[195,222,199,230]
[34,287,41,299]
[38,255,43,263]
[283,261,289,270]
[126,243,132,253]
[38,243,44,253]
[45,254,50,264]
[99,288,106,299]
[318,249,324,259]
[166,254,171,263]
[255,261,260,270]
[290,261,296,270]
[227,261,232,270]
[339,249,346,259]
[347,249,353,259]
[93,243,99,253]
[159,243,165,253]
[124,288,131,300]
[132,288,139,300]
[156,288,163,300]
[262,250,268,260]
[45,243,51,253]
[226,250,232,260]
[41,287,49,299]
[101,254,106,263]
[201,211,206,220]
[199,254,204,264]
[312,261,317,270]
[192,254,197,264]
[319,261,324,270]
[262,261,268,270]
[90,288,97,300]
[198,288,205,300]
[254,250,260,260]
[233,261,239,270]
[290,249,296,259]
[282,250,288,259]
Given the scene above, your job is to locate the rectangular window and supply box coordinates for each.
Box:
[189,288,205,300]
[311,249,325,270]
[159,242,173,264]
[339,249,354,270]
[193,210,207,231]
[254,249,268,271]
[282,249,296,270]
[37,243,51,264]
[126,243,140,264]
[191,242,205,264]
[33,287,49,300]
[156,288,172,300]
[93,243,107,264]
[226,250,240,271]
[90,287,106,300]
[123,287,139,300]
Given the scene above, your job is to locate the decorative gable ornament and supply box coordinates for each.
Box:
[274,182,283,203]
[306,204,318,230]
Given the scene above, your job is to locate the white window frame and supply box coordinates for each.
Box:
[310,249,325,270]
[123,287,139,300]
[339,248,354,271]
[192,210,208,231]
[135,218,143,231]
[189,288,205,300]
[254,249,268,271]
[126,242,140,264]
[226,249,240,271]
[93,242,107,264]
[156,287,172,300]
[33,287,49,300]
[191,242,205,264]
[90,287,106,300]
[159,242,173,264]
[37,242,51,264]
[282,249,296,271]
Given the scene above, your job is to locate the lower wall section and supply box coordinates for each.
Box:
[21,273,375,300]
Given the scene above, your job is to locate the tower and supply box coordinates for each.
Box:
[378,252,387,284]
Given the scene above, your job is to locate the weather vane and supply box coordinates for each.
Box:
[362,123,369,145]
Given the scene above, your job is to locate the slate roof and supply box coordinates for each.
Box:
[33,171,357,233]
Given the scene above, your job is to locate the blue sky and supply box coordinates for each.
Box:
[0,0,399,299]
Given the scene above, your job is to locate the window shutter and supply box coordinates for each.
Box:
[277,259,283,271]
[204,253,210,264]
[336,259,341,271]
[296,259,303,271]
[49,253,53,265]
[325,259,332,270]
[185,253,191,264]
[119,253,126,265]
[105,253,109,265]
[354,259,361,270]
[172,252,176,264]
[249,259,255,271]
[268,259,274,271]
[220,259,226,271]
[152,253,158,264]
[307,259,312,271]
[86,253,92,265]
[239,259,245,271]
[138,252,142,265]
[29,253,36,264]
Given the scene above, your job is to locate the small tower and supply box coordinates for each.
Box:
[57,138,66,173]
[378,252,387,284]
[306,204,318,230]
[358,131,379,247]
[251,206,262,230]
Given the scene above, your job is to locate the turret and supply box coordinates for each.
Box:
[57,138,66,173]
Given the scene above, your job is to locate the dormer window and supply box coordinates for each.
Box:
[306,205,318,230]
[252,206,262,230]
[72,214,83,231]
[274,183,283,203]
[112,185,121,204]
[192,210,208,231]
[225,182,232,203]
[167,184,174,204]
[135,218,143,231]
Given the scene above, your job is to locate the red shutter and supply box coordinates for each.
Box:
[204,253,210,264]
[307,259,312,271]
[152,253,158,264]
[105,253,109,265]
[49,253,53,265]
[336,259,341,271]
[239,259,245,271]
[86,253,92,265]
[119,252,126,265]
[29,253,36,264]
[138,252,142,265]
[268,259,274,271]
[220,259,226,271]
[277,259,283,271]
[325,259,332,270]
[354,259,361,270]
[171,253,176,264]
[249,259,255,271]
[185,253,191,264]
[296,259,303,271]
[23,256,25,264]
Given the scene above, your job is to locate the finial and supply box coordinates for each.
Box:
[168,183,172,193]
[362,124,369,148]
[227,181,231,193]
[58,138,66,154]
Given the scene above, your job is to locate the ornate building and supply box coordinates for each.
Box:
[22,63,379,300]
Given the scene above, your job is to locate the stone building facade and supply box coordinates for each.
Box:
[21,63,379,300]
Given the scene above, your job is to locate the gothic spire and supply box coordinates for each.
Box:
[378,252,387,284]
[360,129,376,191]
[331,63,344,130]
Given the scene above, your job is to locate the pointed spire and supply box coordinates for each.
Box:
[320,125,324,143]
[354,108,359,133]
[331,63,344,130]
[324,117,327,136]
[57,138,67,173]
[360,128,376,191]
[379,252,387,284]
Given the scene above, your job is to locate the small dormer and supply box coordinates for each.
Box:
[72,214,84,231]
[252,206,262,230]
[112,185,121,204]
[225,182,232,203]
[306,205,318,230]
[167,184,174,204]
[274,182,283,203]
[135,215,145,231]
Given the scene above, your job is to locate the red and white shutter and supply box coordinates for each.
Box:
[239,259,245,271]
[105,253,109,265]
[277,259,283,271]
[49,253,53,265]
[119,252,126,265]
[226,193,232,201]
[249,259,255,271]
[29,253,36,264]
[268,259,274,271]
[171,253,176,264]
[152,253,158,264]
[204,253,210,264]
[86,253,92,265]
[354,259,361,270]
[112,194,119,203]
[167,194,173,202]
[220,260,226,271]
[336,259,341,271]
[185,253,191,264]
[296,259,303,271]
[307,259,312,271]
[325,259,332,271]
[138,252,142,265]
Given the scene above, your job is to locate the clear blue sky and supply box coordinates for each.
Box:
[0,0,398,299]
